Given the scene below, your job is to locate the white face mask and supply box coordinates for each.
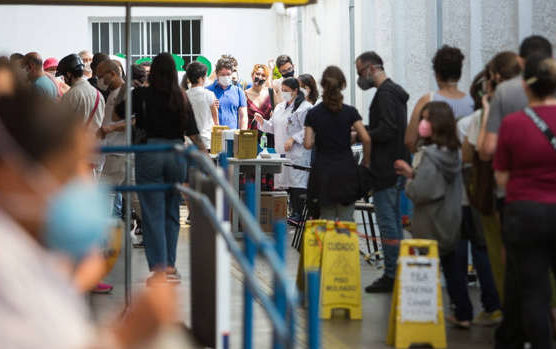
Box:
[300,87,309,97]
[84,62,92,74]
[282,91,293,102]
[219,75,232,87]
[97,77,109,92]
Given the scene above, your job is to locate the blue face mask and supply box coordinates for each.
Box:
[43,179,111,262]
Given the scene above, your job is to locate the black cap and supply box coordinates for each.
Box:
[56,54,84,77]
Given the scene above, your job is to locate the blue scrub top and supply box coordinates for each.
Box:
[207,81,247,129]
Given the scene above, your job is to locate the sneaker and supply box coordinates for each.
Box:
[92,282,113,294]
[166,268,182,284]
[446,315,471,329]
[473,310,503,326]
[365,275,394,293]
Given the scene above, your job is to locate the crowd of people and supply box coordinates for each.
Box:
[1,32,556,348]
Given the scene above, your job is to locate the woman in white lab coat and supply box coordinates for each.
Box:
[255,77,313,224]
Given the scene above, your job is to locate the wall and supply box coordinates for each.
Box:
[0,5,279,80]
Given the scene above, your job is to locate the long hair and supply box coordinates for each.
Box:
[149,53,193,131]
[420,101,460,151]
[298,74,319,105]
[320,66,346,113]
[282,77,305,112]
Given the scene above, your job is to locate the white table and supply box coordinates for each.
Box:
[227,157,290,233]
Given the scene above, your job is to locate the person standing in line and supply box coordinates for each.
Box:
[57,53,105,135]
[406,45,474,153]
[304,66,370,221]
[494,56,556,349]
[245,64,275,146]
[185,61,219,150]
[89,53,111,100]
[207,57,248,130]
[298,74,319,105]
[116,53,206,285]
[43,57,70,97]
[254,77,313,224]
[272,54,296,105]
[21,52,57,99]
[79,50,94,79]
[356,51,410,293]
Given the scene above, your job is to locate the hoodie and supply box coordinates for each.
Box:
[368,78,411,191]
[405,145,462,256]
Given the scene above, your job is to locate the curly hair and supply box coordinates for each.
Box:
[251,64,270,78]
[320,66,346,113]
[432,45,465,82]
[215,57,235,74]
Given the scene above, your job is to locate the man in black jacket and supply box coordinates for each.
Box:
[356,51,410,293]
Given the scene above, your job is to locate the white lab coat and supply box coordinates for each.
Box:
[259,100,313,189]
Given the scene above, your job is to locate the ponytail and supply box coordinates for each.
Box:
[320,66,346,113]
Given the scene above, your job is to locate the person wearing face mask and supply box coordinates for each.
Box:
[185,61,219,149]
[298,74,319,105]
[272,54,295,105]
[88,53,110,100]
[355,51,410,293]
[0,80,179,349]
[254,77,313,224]
[57,53,105,135]
[79,50,93,79]
[207,57,248,129]
[21,52,57,99]
[245,64,275,147]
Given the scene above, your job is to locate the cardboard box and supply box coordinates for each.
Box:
[260,191,288,232]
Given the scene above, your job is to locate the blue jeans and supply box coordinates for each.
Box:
[373,177,404,279]
[136,139,187,271]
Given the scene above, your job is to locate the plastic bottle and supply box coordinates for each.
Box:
[260,132,268,149]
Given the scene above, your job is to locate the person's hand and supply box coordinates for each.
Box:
[284,138,295,152]
[254,112,264,126]
[212,99,220,109]
[267,59,275,71]
[394,160,413,179]
[481,94,490,112]
[113,274,178,349]
[96,126,107,139]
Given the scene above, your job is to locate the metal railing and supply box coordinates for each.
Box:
[101,143,320,349]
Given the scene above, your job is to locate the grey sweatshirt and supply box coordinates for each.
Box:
[405,144,462,256]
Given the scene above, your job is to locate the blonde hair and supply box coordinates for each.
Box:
[251,64,270,78]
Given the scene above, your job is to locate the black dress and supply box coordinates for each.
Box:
[304,103,362,207]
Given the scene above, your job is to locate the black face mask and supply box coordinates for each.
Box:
[282,70,295,79]
[254,77,266,86]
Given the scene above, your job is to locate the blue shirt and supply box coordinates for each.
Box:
[207,81,247,129]
[34,75,58,99]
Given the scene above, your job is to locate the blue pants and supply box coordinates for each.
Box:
[373,178,404,279]
[136,139,187,271]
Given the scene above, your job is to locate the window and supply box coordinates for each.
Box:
[91,18,202,66]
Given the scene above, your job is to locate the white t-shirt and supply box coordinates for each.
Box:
[61,78,105,131]
[186,86,216,149]
[466,109,482,147]
[102,87,126,151]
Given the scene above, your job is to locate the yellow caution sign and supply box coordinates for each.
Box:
[320,221,362,320]
[296,220,327,301]
[387,239,446,349]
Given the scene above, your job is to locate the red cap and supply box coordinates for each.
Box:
[43,57,59,71]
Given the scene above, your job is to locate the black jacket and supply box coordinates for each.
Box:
[368,78,410,191]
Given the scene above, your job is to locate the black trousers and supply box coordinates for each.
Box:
[495,201,556,349]
[288,188,306,220]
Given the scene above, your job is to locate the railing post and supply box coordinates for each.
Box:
[272,220,287,349]
[243,181,257,349]
[307,270,321,349]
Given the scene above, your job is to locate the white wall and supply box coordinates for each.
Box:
[0,5,280,81]
[2,1,556,122]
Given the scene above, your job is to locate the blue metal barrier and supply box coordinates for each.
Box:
[100,144,312,349]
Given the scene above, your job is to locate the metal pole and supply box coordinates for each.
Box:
[297,6,303,74]
[307,270,321,349]
[272,221,287,349]
[349,0,356,106]
[124,2,133,308]
[243,181,256,349]
[436,0,443,49]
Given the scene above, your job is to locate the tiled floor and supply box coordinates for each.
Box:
[91,209,498,348]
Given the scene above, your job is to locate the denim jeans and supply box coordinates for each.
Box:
[373,177,404,279]
[136,139,187,271]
